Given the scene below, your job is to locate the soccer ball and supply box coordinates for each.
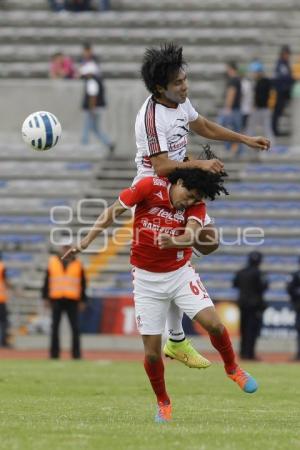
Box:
[22,111,62,151]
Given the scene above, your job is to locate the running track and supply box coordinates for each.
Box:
[0,349,296,363]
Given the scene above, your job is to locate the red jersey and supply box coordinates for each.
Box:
[119,177,206,272]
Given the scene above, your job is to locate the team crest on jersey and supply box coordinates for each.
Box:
[174,210,185,222]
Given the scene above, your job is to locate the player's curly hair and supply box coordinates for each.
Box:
[168,167,229,201]
[141,42,186,97]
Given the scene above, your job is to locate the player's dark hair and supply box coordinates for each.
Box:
[168,167,229,201]
[141,42,186,97]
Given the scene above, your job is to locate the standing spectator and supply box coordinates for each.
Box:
[65,0,92,11]
[246,60,273,140]
[49,52,76,79]
[80,61,114,152]
[42,243,87,359]
[272,45,294,136]
[240,67,253,131]
[220,62,243,156]
[233,251,268,360]
[0,252,11,347]
[79,42,99,67]
[287,257,300,361]
[93,0,111,11]
[48,0,66,11]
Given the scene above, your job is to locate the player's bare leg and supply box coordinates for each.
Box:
[164,224,218,368]
[193,307,258,393]
[142,335,172,423]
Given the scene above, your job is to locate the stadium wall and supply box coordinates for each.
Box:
[0,79,146,154]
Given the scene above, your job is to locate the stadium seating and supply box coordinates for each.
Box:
[1,0,300,120]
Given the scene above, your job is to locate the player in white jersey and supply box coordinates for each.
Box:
[134,42,271,369]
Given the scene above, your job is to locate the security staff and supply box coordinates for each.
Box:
[287,257,300,361]
[233,251,268,360]
[0,253,9,347]
[42,244,87,359]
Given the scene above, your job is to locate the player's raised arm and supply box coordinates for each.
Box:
[61,200,126,260]
[158,219,203,249]
[151,152,224,177]
[189,115,270,151]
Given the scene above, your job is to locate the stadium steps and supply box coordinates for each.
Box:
[113,0,300,12]
[0,10,296,29]
[3,0,300,11]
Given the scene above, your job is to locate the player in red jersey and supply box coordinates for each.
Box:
[62,167,258,423]
[134,42,271,367]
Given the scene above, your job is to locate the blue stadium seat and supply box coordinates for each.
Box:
[64,162,94,171]
[3,252,34,262]
[0,234,45,244]
[0,216,51,225]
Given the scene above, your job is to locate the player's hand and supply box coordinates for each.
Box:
[244,136,271,151]
[157,233,174,249]
[61,246,80,261]
[196,159,224,174]
[61,238,89,260]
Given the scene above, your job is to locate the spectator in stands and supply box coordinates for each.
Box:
[42,243,87,359]
[219,62,243,156]
[246,60,273,140]
[98,0,111,11]
[79,42,99,67]
[80,61,114,153]
[65,0,93,11]
[287,257,300,361]
[272,45,294,136]
[48,0,66,11]
[49,52,76,79]
[233,251,268,360]
[240,66,253,131]
[0,252,12,347]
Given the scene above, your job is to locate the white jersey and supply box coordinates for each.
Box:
[134,95,199,183]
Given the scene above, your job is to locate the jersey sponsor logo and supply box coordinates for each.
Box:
[140,219,180,236]
[148,207,161,215]
[168,135,188,151]
[147,207,185,223]
[153,178,167,187]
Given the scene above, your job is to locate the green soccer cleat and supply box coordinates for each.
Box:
[163,338,211,369]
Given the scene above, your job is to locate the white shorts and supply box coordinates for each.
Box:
[132,262,214,335]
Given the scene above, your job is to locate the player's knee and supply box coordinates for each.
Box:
[145,352,161,363]
[206,320,224,336]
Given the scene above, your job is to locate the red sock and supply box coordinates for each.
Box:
[209,327,238,374]
[144,357,170,405]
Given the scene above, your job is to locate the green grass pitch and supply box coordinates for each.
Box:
[0,359,299,450]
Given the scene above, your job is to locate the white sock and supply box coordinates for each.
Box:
[166,302,185,341]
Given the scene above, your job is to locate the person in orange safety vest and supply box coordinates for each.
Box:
[0,252,11,347]
[42,244,87,359]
